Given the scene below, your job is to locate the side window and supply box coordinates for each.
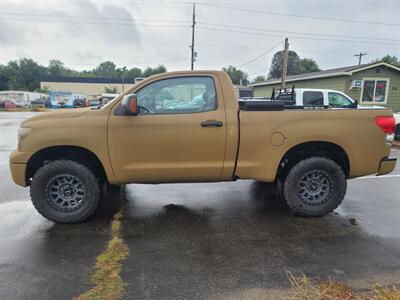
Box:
[135,76,217,114]
[328,92,352,108]
[303,91,323,106]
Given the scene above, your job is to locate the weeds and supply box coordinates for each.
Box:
[287,272,400,300]
[74,212,128,300]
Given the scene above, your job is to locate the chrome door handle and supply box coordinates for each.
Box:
[201,120,223,127]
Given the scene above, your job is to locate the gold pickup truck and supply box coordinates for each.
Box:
[9,71,397,223]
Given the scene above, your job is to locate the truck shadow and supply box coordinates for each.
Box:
[92,185,128,220]
[10,180,399,300]
[117,180,400,299]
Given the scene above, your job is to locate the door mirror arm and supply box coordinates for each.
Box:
[351,99,359,108]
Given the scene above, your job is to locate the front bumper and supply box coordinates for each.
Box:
[377,157,397,176]
[9,162,27,187]
[9,150,30,187]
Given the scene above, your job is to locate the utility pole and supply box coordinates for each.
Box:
[121,66,127,92]
[190,3,196,70]
[281,38,289,89]
[354,52,367,65]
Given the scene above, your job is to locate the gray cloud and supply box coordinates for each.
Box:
[1,0,399,74]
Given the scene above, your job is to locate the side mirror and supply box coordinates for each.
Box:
[351,99,358,109]
[121,94,138,115]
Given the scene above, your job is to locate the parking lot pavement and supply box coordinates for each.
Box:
[1,111,400,300]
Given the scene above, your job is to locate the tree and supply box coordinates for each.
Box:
[115,66,127,80]
[142,65,167,77]
[268,50,320,79]
[0,65,9,90]
[222,65,249,85]
[6,58,47,91]
[93,61,117,78]
[36,86,50,93]
[372,55,400,67]
[115,66,142,81]
[298,58,320,74]
[252,75,266,84]
[0,57,167,92]
[124,67,142,79]
[268,50,300,79]
[104,86,118,93]
[48,59,66,76]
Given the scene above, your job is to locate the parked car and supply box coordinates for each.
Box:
[241,88,361,109]
[89,99,101,107]
[31,98,48,108]
[271,87,360,108]
[0,99,17,109]
[73,98,85,108]
[394,113,400,142]
[10,70,396,223]
[99,93,119,106]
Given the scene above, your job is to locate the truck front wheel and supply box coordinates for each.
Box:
[30,160,100,223]
[283,157,346,217]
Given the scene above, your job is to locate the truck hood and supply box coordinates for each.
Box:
[21,108,91,126]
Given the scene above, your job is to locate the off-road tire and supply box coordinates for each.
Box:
[30,160,100,223]
[283,157,346,217]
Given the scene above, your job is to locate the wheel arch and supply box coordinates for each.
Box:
[26,145,108,186]
[276,141,350,181]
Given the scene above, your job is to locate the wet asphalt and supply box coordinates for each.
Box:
[1,111,400,300]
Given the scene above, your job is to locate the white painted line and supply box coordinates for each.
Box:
[353,174,400,180]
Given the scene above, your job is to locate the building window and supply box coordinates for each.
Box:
[361,79,389,103]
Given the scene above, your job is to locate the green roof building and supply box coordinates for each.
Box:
[250,62,400,112]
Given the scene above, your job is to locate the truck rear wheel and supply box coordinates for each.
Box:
[283,157,346,217]
[30,160,100,223]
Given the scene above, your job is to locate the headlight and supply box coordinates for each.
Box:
[18,127,32,149]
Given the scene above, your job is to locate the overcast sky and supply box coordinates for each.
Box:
[0,0,399,79]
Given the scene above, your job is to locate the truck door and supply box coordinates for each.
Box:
[107,75,227,183]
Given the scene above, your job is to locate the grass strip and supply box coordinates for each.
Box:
[74,212,128,300]
[287,272,400,300]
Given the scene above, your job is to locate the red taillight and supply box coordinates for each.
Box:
[375,115,395,134]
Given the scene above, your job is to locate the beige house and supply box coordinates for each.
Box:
[250,62,400,112]
[40,76,136,96]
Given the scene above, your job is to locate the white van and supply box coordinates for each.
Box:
[0,91,47,107]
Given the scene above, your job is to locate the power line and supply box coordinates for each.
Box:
[1,18,191,28]
[236,40,283,68]
[2,0,397,3]
[198,21,399,42]
[0,12,191,24]
[14,12,396,42]
[197,3,400,26]
[1,57,188,67]
[197,26,400,45]
[248,66,269,77]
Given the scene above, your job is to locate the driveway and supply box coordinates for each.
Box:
[1,111,399,299]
